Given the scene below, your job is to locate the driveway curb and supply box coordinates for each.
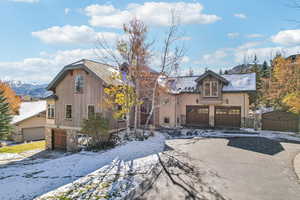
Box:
[294,152,300,180]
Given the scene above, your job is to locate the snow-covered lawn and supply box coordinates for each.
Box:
[36,155,160,200]
[0,133,165,200]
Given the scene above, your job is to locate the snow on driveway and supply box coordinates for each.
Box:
[0,133,165,200]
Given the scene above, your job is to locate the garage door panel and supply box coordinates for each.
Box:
[186,106,209,127]
[22,127,45,141]
[215,106,241,128]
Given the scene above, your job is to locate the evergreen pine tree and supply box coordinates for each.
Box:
[250,54,263,108]
[0,89,12,139]
[261,61,269,78]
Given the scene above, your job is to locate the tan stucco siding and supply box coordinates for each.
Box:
[13,114,46,142]
[159,93,177,127]
[159,92,250,128]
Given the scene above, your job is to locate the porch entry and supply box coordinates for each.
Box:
[52,129,67,150]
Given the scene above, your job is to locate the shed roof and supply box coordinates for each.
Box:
[12,101,46,124]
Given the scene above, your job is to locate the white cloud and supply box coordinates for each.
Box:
[85,2,221,28]
[271,29,300,46]
[181,56,190,63]
[227,32,240,39]
[0,49,105,83]
[237,41,261,50]
[32,25,120,45]
[178,36,192,41]
[234,13,247,19]
[196,42,300,67]
[8,0,39,2]
[200,50,228,65]
[234,46,300,63]
[64,8,70,15]
[246,33,264,38]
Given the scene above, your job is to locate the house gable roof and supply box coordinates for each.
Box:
[159,72,256,94]
[195,70,229,84]
[47,59,121,91]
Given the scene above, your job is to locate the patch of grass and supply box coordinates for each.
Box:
[0,141,45,154]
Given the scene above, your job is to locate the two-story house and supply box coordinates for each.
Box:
[158,70,256,128]
[45,59,125,151]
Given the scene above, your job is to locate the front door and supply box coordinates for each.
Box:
[52,129,67,150]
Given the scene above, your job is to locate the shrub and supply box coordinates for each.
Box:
[81,113,119,150]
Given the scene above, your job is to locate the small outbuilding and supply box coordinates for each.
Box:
[11,101,46,142]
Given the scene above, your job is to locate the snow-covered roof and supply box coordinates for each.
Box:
[159,73,256,94]
[12,101,46,124]
[222,73,256,92]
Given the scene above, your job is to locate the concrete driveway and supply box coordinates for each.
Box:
[139,137,300,200]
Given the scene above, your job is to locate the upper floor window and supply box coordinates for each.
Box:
[87,105,95,118]
[47,104,55,119]
[75,75,84,93]
[203,81,218,97]
[65,104,72,119]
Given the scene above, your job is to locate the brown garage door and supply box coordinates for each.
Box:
[262,111,299,132]
[52,129,67,150]
[22,127,45,141]
[186,106,209,127]
[215,106,241,128]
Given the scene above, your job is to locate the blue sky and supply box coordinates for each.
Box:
[1,0,300,83]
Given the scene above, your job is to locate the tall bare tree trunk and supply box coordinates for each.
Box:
[126,113,130,136]
[144,80,158,129]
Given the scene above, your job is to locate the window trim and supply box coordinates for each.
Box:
[74,75,84,93]
[203,81,219,97]
[87,104,95,118]
[47,104,55,119]
[65,104,72,120]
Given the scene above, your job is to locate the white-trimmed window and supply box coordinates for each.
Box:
[75,75,84,93]
[47,104,55,119]
[203,81,218,97]
[87,104,95,118]
[65,104,72,119]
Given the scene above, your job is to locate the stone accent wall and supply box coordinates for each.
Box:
[66,130,79,152]
[45,127,53,150]
[11,126,23,143]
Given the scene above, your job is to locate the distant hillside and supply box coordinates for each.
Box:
[4,80,51,98]
[227,64,262,74]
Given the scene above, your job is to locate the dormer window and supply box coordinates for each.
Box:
[75,75,84,93]
[203,81,218,97]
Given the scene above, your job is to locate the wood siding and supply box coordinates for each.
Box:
[54,69,104,128]
[262,111,299,132]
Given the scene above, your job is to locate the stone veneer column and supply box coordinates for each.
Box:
[209,105,215,128]
[66,130,79,152]
[45,127,53,150]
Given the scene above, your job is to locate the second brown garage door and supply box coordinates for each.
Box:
[186,106,209,127]
[52,129,67,150]
[215,106,241,128]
